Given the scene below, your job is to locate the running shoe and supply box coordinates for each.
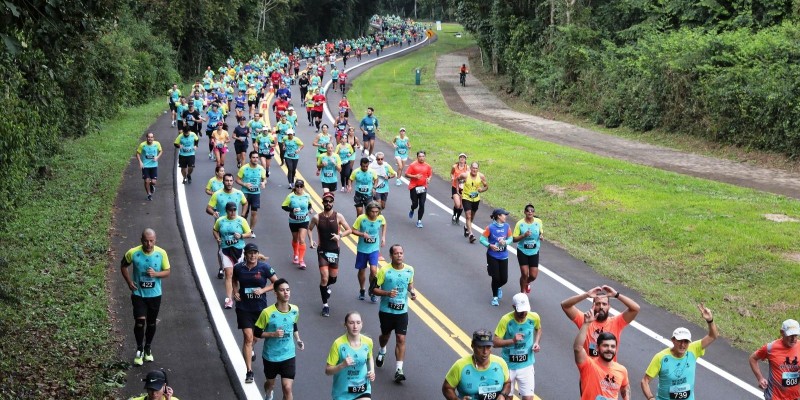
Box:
[498,288,503,300]
[299,261,306,270]
[491,297,499,306]
[211,155,216,161]
[133,350,144,366]
[376,351,386,367]
[187,175,192,183]
[469,234,476,244]
[464,226,469,237]
[293,255,299,264]
[147,194,152,201]
[182,178,187,184]
[394,368,406,383]
[408,210,414,219]
[150,184,156,193]
[209,153,213,160]
[416,220,423,228]
[250,233,256,239]
[143,348,154,362]
[322,305,330,317]
[370,295,378,303]
[251,350,255,361]
[245,371,254,383]
[358,290,366,301]
[171,120,176,127]
[452,214,458,225]
[217,267,224,279]
[224,298,233,309]
[265,390,274,400]
[526,284,531,294]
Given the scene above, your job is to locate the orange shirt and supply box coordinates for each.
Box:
[572,313,628,361]
[754,339,800,400]
[578,357,628,400]
[406,161,432,190]
[451,162,468,189]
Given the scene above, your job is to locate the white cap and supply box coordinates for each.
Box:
[512,293,531,313]
[782,319,800,336]
[672,327,692,341]
[287,129,295,135]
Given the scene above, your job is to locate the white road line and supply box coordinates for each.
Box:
[323,35,765,399]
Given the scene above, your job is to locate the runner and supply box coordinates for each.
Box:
[234,90,247,120]
[254,278,304,400]
[205,166,225,195]
[370,152,396,210]
[392,128,410,186]
[304,83,315,127]
[282,129,304,188]
[313,124,334,155]
[513,204,543,294]
[351,201,386,303]
[325,311,375,400]
[334,111,349,143]
[233,117,251,169]
[175,97,187,133]
[449,153,468,225]
[373,244,416,383]
[575,309,631,400]
[560,285,640,360]
[359,107,379,156]
[168,84,181,128]
[338,96,351,118]
[206,173,247,219]
[173,127,198,184]
[317,143,343,193]
[205,103,224,160]
[642,304,718,400]
[442,329,511,400]
[312,88,326,132]
[404,151,432,228]
[129,369,178,400]
[120,229,170,366]
[232,243,278,384]
[348,157,378,216]
[275,114,292,165]
[182,103,203,137]
[298,72,309,109]
[308,192,353,317]
[211,122,230,168]
[281,179,312,269]
[457,161,488,243]
[137,132,162,201]
[213,201,253,309]
[749,319,800,400]
[331,65,340,92]
[337,127,360,192]
[492,294,542,400]
[480,208,513,306]
[254,125,277,175]
[246,83,258,118]
[236,151,267,234]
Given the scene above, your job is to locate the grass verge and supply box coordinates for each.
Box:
[0,99,165,398]
[346,23,800,350]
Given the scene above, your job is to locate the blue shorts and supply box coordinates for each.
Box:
[354,251,379,270]
[141,167,158,180]
[363,133,376,142]
[244,192,261,211]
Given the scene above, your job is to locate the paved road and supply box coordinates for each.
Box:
[115,35,769,399]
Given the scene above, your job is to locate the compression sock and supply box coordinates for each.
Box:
[320,285,329,303]
[134,320,145,349]
[328,276,337,285]
[298,243,307,260]
[291,241,299,257]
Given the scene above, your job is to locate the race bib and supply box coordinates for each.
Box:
[244,287,259,299]
[216,143,224,148]
[324,252,339,264]
[293,213,307,221]
[523,243,537,249]
[181,145,192,151]
[588,343,599,357]
[145,155,155,159]
[377,182,386,189]
[324,171,334,177]
[357,186,370,194]
[477,383,502,400]
[388,302,405,311]
[415,186,426,194]
[347,381,367,394]
[286,152,296,158]
[509,354,528,363]
[140,281,155,289]
[364,236,376,244]
[224,236,239,245]
[397,148,407,154]
[669,383,691,399]
[782,371,799,387]
[469,191,479,198]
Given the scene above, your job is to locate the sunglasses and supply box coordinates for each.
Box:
[322,199,334,203]
[376,158,384,161]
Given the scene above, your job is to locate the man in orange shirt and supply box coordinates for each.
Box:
[575,309,630,399]
[404,151,432,229]
[749,319,800,400]
[561,285,640,361]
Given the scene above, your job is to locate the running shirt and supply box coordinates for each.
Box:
[192,97,204,111]
[353,214,385,254]
[286,113,298,127]
[336,143,354,163]
[445,354,509,399]
[282,192,312,223]
[208,189,247,215]
[754,339,800,400]
[206,177,224,194]
[176,102,188,121]
[327,334,374,400]
[212,129,229,148]
[317,212,341,251]
[233,125,250,146]
[124,245,170,298]
[316,133,332,153]
[572,313,629,360]
[255,304,300,362]
[235,94,247,109]
[137,141,162,168]
[206,108,223,130]
[394,136,409,159]
[462,174,483,202]
[483,222,512,260]
[214,216,251,249]
[174,133,198,156]
[248,119,266,135]
[283,137,303,159]
[350,169,377,196]
[359,115,378,134]
[514,218,543,256]
[183,109,200,129]
[232,261,276,312]
[578,357,629,400]
[376,264,414,314]
[406,161,431,190]
[237,164,266,194]
[494,312,541,370]
[451,163,468,189]
[318,153,342,184]
[168,89,181,103]
[371,163,396,194]
[276,121,291,140]
[312,93,326,112]
[255,132,275,155]
[645,341,704,400]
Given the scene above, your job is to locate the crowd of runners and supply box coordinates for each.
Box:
[124,15,799,400]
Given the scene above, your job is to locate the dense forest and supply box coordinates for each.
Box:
[453,0,800,158]
[0,0,395,216]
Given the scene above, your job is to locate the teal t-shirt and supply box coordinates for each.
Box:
[255,304,300,362]
[214,216,250,249]
[175,133,198,156]
[238,164,266,194]
[337,144,354,163]
[283,138,302,159]
[353,214,385,254]
[494,311,542,370]
[318,154,341,184]
[445,354,509,399]
[137,142,161,168]
[255,133,274,154]
[327,334,373,400]
[316,134,332,153]
[282,192,311,223]
[394,137,409,158]
[351,169,376,197]
[376,264,414,314]
[646,341,705,400]
[514,218,543,256]
[210,189,246,215]
[124,245,170,298]
[176,103,188,121]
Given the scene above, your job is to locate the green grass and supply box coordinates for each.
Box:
[346,23,800,351]
[0,99,165,398]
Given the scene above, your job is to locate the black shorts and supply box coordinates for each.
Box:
[131,294,162,319]
[353,192,371,208]
[462,199,480,214]
[322,182,337,192]
[311,110,323,119]
[177,121,185,130]
[451,186,462,198]
[248,100,257,108]
[178,155,195,168]
[289,221,309,232]
[362,133,375,142]
[244,192,261,211]
[234,142,248,154]
[141,167,158,180]
[379,311,409,336]
[259,152,273,160]
[236,308,262,330]
[169,102,177,111]
[263,357,296,380]
[373,192,388,203]
[517,251,540,268]
[221,246,244,265]
[317,248,340,267]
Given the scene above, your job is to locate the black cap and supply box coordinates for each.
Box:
[225,202,237,211]
[491,208,509,218]
[472,329,493,346]
[143,370,166,391]
[244,243,259,253]
[294,179,305,187]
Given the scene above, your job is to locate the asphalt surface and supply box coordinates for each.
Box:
[112,34,769,399]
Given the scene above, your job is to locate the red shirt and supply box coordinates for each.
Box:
[338,99,350,109]
[406,161,432,190]
[270,71,281,85]
[312,94,326,112]
[273,99,289,114]
[339,72,347,83]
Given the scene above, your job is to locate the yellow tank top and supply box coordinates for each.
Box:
[462,174,482,201]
